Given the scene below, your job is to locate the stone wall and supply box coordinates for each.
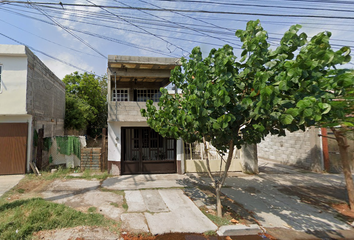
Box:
[25,47,65,138]
[257,127,323,171]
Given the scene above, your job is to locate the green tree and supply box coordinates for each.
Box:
[142,20,354,216]
[63,72,107,132]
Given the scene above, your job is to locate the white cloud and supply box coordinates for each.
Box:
[41,52,93,79]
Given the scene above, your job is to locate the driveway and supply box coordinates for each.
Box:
[0,174,24,197]
[41,174,218,235]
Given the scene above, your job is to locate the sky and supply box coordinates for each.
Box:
[0,0,354,79]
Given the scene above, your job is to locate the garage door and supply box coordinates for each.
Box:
[0,123,28,175]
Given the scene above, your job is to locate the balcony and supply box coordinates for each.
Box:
[108,101,159,122]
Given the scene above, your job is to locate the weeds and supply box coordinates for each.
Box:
[0,198,116,240]
[200,207,234,226]
[110,202,119,208]
[88,207,97,213]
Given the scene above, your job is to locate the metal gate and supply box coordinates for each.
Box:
[0,123,28,175]
[121,127,176,174]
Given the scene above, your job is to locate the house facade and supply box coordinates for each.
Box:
[107,55,183,175]
[0,44,65,175]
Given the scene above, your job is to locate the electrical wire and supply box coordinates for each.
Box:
[85,0,190,55]
[0,32,99,75]
[27,0,107,59]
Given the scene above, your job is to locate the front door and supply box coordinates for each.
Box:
[121,127,176,174]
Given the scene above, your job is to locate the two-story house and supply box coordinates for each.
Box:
[0,45,65,175]
[107,55,183,175]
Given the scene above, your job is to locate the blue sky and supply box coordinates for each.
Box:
[0,0,353,79]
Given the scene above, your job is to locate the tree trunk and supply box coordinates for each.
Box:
[203,138,235,217]
[331,127,354,210]
[216,185,222,218]
[216,141,234,217]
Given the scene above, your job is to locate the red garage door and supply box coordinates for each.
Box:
[0,123,28,175]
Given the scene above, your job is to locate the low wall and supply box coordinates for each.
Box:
[257,127,322,171]
[185,159,242,173]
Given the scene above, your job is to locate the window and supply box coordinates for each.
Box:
[112,88,129,101]
[135,89,161,102]
[0,65,2,93]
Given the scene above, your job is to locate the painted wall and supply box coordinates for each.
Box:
[0,45,28,114]
[0,45,65,172]
[108,121,149,162]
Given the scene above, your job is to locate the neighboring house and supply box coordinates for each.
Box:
[0,44,65,175]
[107,55,244,175]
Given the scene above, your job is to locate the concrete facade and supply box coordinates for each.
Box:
[107,55,181,175]
[0,44,65,173]
[257,127,323,171]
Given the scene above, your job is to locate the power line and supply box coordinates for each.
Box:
[153,0,354,14]
[0,32,99,75]
[0,6,182,57]
[115,0,238,46]
[0,18,100,58]
[2,1,354,20]
[27,0,107,59]
[85,0,190,55]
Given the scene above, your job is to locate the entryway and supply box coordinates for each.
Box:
[121,127,176,174]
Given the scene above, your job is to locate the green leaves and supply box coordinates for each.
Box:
[280,114,294,125]
[142,19,354,158]
[63,72,107,131]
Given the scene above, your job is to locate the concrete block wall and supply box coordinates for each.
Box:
[25,47,65,138]
[108,101,158,122]
[257,127,323,171]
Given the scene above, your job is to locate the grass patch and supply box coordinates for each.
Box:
[110,202,119,208]
[0,198,117,240]
[100,188,124,196]
[88,207,97,213]
[200,207,233,226]
[41,166,73,180]
[17,189,25,194]
[122,202,128,211]
[203,230,217,236]
[65,169,111,181]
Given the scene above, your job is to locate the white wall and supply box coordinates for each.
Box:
[0,45,28,115]
[0,115,33,172]
[108,121,149,162]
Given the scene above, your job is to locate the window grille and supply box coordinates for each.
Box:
[136,89,161,102]
[112,89,129,101]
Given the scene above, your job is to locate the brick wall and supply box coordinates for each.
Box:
[257,127,323,171]
[25,47,65,137]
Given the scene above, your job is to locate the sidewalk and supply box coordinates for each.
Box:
[199,159,354,239]
[0,174,24,197]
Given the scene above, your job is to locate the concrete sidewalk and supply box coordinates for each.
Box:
[200,159,354,239]
[0,175,24,197]
[102,174,195,190]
